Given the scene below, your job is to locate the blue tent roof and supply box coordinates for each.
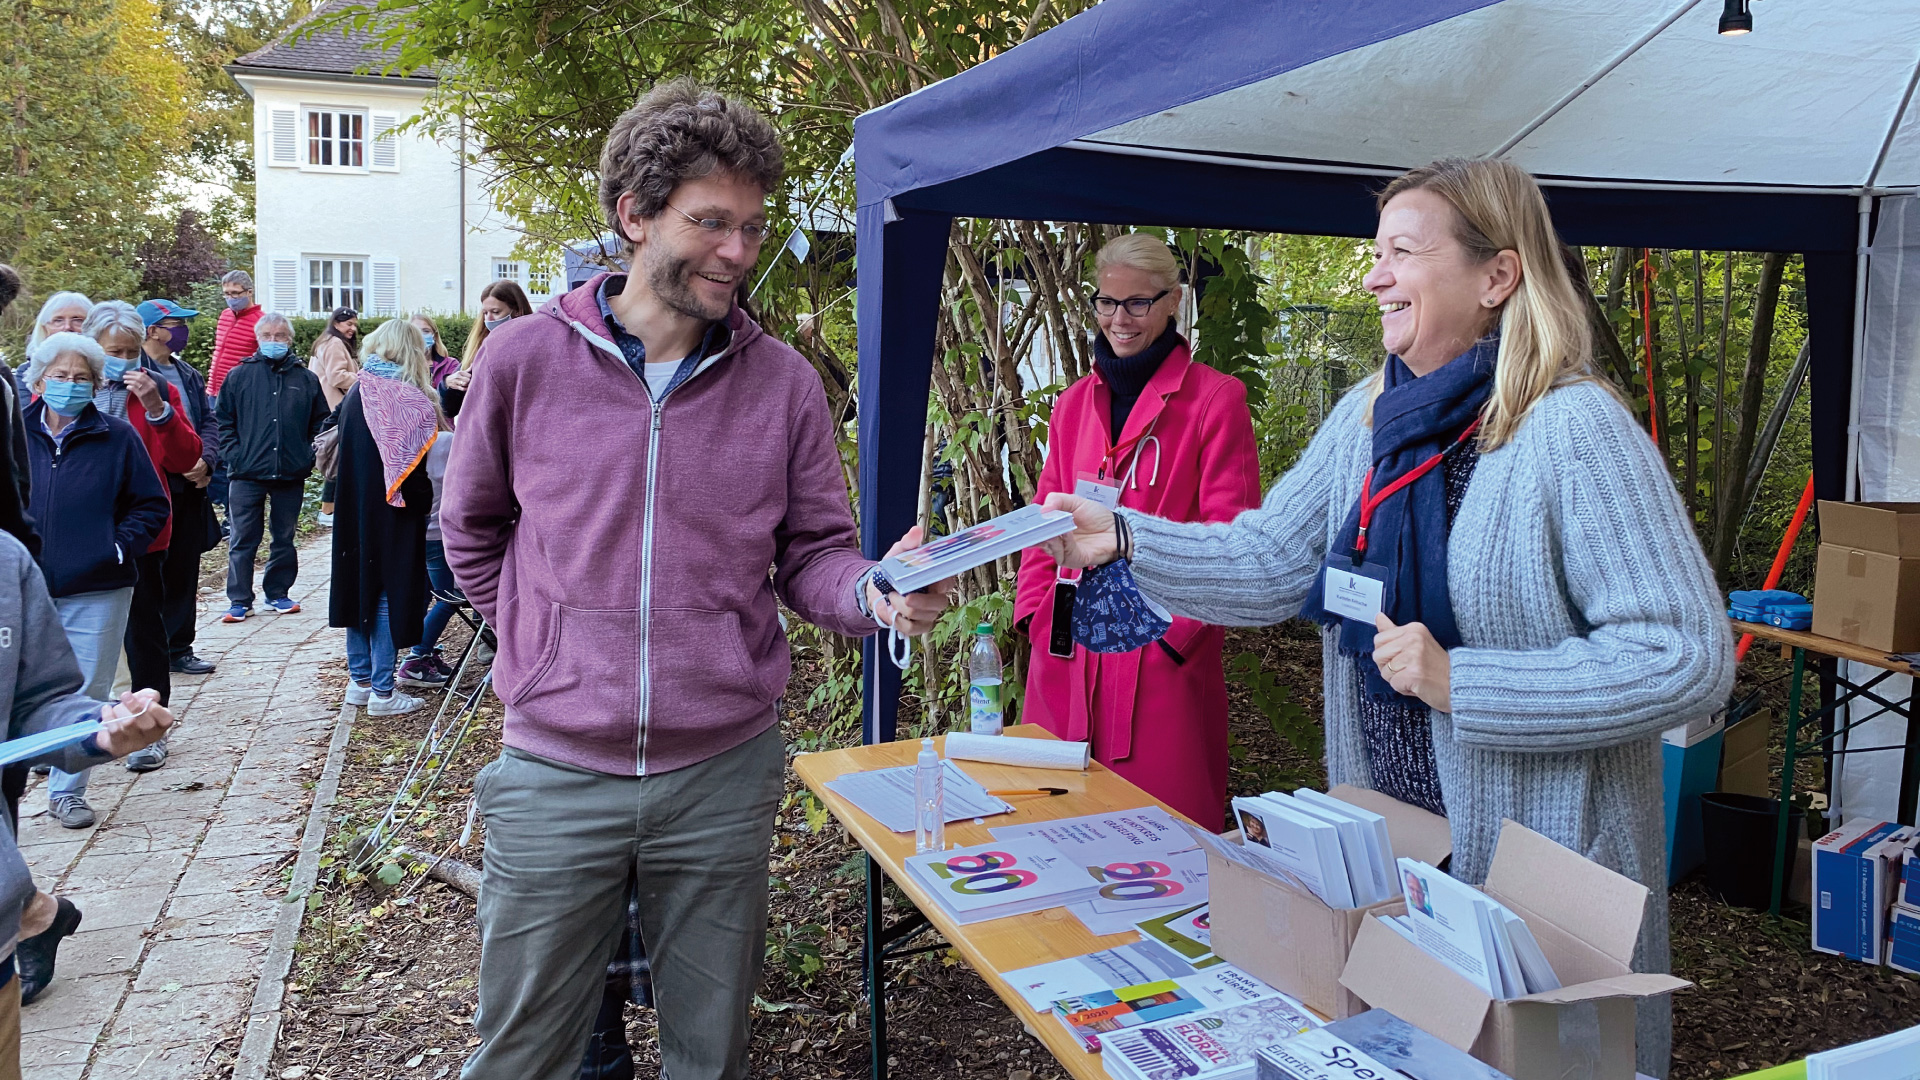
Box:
[850,0,1907,742]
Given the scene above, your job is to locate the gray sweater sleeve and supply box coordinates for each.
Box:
[9,546,112,773]
[1446,384,1735,751]
[1123,390,1363,626]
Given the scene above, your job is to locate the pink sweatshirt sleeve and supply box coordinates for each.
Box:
[771,374,875,638]
[439,356,513,622]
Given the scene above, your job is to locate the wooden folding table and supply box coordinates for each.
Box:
[793,727,1191,1080]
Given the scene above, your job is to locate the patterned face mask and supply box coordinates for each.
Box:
[1071,558,1172,654]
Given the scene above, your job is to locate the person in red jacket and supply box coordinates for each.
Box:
[87,300,204,773]
[207,270,263,398]
[1014,235,1262,829]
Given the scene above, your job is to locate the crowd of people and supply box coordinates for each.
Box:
[0,71,1738,1080]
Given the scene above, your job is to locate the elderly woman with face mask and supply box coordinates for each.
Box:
[1013,235,1260,827]
[19,334,170,829]
[1040,158,1732,1078]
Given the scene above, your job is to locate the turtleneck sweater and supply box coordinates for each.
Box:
[1093,323,1181,437]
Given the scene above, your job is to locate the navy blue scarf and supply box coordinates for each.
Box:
[1301,336,1498,699]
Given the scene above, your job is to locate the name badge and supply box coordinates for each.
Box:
[1074,472,1122,510]
[1323,565,1385,624]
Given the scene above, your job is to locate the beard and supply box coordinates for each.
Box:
[641,241,736,323]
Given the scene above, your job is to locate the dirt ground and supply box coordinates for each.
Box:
[265,619,1919,1080]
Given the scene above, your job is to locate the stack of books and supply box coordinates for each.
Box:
[1386,858,1560,999]
[899,836,1102,925]
[1101,993,1321,1080]
[1229,790,1397,909]
[1257,1009,1515,1080]
[991,806,1211,935]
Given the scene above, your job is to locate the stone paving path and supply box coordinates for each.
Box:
[19,536,343,1079]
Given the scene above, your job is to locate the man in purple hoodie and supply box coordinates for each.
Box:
[441,79,949,1080]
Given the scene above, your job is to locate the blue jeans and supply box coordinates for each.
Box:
[50,588,135,800]
[345,594,397,695]
[410,539,464,658]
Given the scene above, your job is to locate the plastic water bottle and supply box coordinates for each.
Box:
[967,623,1004,736]
[913,737,945,853]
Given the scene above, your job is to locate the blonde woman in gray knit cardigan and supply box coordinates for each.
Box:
[1041,157,1733,1077]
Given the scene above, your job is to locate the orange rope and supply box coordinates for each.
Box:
[1640,250,1660,442]
[1735,472,1817,663]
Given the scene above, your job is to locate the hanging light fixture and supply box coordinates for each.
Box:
[1719,0,1753,35]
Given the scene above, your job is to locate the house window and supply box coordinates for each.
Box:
[307,109,365,168]
[308,257,366,314]
[527,266,553,296]
[492,260,522,285]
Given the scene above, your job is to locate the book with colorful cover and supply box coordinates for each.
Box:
[878,504,1076,593]
[1257,1010,1514,1080]
[992,806,1210,934]
[1102,993,1321,1080]
[1135,903,1223,968]
[900,836,1100,925]
[1052,964,1280,1052]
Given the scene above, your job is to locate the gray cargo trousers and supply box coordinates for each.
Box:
[460,724,784,1080]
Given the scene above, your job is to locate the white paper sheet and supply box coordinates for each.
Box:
[825,759,1014,833]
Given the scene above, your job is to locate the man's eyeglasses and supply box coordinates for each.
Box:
[666,204,771,245]
[1090,290,1171,317]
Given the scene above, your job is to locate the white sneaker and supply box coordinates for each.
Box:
[317,512,335,527]
[344,682,371,707]
[368,690,424,716]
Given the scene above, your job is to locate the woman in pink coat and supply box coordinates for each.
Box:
[1014,235,1261,828]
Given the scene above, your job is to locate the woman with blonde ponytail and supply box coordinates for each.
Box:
[1040,158,1731,1078]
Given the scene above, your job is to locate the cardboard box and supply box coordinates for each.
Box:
[1887,904,1920,976]
[1810,820,1916,964]
[1811,501,1920,652]
[1717,709,1772,798]
[1339,821,1689,1080]
[1207,784,1452,1020]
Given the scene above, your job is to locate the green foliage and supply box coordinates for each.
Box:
[1181,230,1276,408]
[1226,651,1322,764]
[765,919,826,984]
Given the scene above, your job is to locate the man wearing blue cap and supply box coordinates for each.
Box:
[136,300,222,677]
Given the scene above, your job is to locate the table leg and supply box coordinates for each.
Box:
[1899,685,1919,827]
[866,853,888,1080]
[1770,647,1806,917]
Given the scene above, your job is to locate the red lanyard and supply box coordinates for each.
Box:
[1353,419,1482,556]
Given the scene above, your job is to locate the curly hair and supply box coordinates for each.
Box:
[598,78,783,253]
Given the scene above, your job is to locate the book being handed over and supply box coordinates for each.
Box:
[877,505,1076,594]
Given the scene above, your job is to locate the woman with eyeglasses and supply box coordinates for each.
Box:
[1012,234,1260,828]
[19,333,170,830]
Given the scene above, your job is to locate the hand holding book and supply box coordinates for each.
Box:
[866,525,958,637]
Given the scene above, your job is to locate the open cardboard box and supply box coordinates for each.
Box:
[1339,820,1689,1080]
[1207,784,1453,1019]
[1811,501,1920,652]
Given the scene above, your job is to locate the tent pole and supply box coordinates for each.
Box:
[1844,194,1872,501]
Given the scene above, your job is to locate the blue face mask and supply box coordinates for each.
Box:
[259,341,289,360]
[420,331,435,348]
[40,380,93,417]
[102,357,131,384]
[484,316,510,332]
[226,295,249,312]
[1070,558,1173,654]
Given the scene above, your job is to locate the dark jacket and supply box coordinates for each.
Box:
[329,385,431,649]
[23,399,170,597]
[148,356,221,555]
[0,362,38,557]
[215,350,330,484]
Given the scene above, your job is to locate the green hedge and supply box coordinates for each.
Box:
[172,277,474,374]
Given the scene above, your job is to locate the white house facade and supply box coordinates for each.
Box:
[229,1,559,319]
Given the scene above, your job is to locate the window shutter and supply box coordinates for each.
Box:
[370,259,399,316]
[370,112,398,170]
[270,259,299,313]
[269,109,298,166]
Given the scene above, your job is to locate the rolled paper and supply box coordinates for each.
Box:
[945,731,1090,771]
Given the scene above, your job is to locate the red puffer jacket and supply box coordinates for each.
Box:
[208,304,263,397]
